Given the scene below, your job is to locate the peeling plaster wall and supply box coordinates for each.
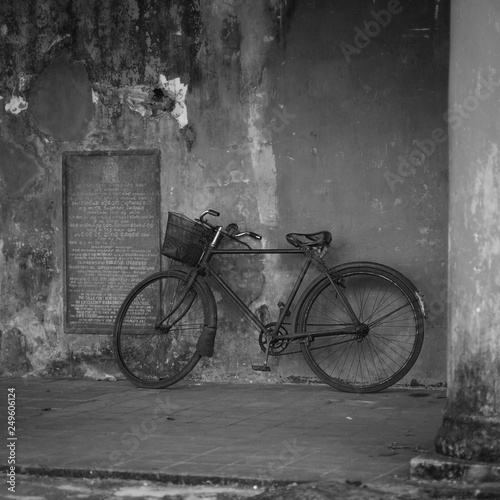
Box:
[0,0,449,384]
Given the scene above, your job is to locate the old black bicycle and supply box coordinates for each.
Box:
[113,210,426,393]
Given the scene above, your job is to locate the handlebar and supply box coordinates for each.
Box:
[199,209,220,220]
[197,209,262,244]
[236,231,262,240]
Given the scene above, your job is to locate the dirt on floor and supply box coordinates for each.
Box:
[7,474,500,500]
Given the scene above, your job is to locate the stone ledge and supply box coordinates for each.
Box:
[410,452,500,483]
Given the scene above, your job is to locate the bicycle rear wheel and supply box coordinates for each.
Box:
[113,270,211,388]
[296,264,424,393]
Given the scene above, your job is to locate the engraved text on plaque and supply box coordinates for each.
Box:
[63,150,160,333]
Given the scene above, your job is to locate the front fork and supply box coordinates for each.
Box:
[156,266,200,330]
[160,226,224,329]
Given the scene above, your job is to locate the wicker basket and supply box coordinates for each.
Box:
[161,212,211,266]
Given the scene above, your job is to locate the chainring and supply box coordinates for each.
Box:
[258,323,289,356]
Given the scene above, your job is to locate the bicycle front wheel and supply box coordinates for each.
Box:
[296,264,424,393]
[113,270,212,388]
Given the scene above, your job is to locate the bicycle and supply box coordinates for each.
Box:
[113,209,427,393]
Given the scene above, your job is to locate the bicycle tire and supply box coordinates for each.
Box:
[113,270,212,388]
[296,264,424,393]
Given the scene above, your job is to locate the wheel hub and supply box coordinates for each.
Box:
[355,324,370,341]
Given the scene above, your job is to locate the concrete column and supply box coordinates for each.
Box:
[434,0,500,462]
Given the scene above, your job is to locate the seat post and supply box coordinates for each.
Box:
[272,257,312,336]
[252,256,312,373]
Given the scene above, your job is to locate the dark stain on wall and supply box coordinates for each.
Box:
[0,140,41,196]
[180,0,203,70]
[180,124,196,151]
[2,200,55,314]
[0,328,32,375]
[16,241,55,305]
[28,54,94,142]
[269,0,298,49]
[221,15,241,56]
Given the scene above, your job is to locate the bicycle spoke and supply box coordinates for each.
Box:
[299,266,424,392]
[366,296,413,327]
[362,285,399,324]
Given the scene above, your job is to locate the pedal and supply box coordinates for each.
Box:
[252,365,271,372]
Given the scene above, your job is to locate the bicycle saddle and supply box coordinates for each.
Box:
[286,231,332,248]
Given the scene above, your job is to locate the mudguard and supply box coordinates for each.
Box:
[196,325,217,357]
[170,266,218,357]
[346,261,427,318]
[297,261,427,319]
[194,276,218,357]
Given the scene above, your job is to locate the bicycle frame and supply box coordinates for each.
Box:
[198,246,364,343]
[115,210,426,391]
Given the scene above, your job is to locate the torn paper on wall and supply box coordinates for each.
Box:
[124,86,152,118]
[5,95,28,114]
[158,75,188,128]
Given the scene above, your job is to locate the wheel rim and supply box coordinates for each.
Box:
[116,275,205,385]
[302,271,422,391]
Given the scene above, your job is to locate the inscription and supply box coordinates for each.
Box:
[64,152,160,333]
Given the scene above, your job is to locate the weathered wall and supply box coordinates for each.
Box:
[0,0,449,384]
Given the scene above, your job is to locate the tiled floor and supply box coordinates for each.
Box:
[0,377,446,486]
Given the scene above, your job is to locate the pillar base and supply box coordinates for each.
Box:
[434,413,500,462]
[410,452,500,483]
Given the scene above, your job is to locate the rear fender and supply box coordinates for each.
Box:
[337,262,427,318]
[295,261,427,323]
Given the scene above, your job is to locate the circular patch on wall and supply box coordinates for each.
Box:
[28,53,94,142]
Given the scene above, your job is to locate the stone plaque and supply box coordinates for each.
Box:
[63,150,160,334]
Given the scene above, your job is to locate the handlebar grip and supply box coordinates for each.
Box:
[248,232,262,240]
[208,209,220,217]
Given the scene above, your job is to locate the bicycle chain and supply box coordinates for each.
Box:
[272,336,361,356]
